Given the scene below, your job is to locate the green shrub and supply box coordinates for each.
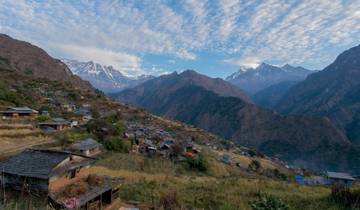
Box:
[250,193,289,210]
[104,136,130,153]
[36,115,49,122]
[248,160,261,172]
[186,155,209,172]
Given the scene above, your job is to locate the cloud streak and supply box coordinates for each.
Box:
[0,0,359,74]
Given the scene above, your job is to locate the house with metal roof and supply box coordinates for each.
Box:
[67,138,104,157]
[38,117,70,131]
[0,106,38,118]
[326,171,355,187]
[0,149,95,193]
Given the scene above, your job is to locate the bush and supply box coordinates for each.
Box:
[248,149,265,158]
[159,190,181,210]
[186,155,209,172]
[250,193,289,210]
[36,115,49,122]
[104,136,130,153]
[248,160,261,172]
[331,185,360,208]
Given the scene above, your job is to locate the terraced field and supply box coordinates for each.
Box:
[0,122,56,157]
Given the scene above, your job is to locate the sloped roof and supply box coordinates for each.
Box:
[38,118,70,126]
[68,138,102,151]
[2,106,38,114]
[49,175,123,208]
[0,150,70,179]
[0,149,94,179]
[327,171,355,181]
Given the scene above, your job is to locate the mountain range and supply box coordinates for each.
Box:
[112,69,359,173]
[111,70,253,104]
[1,33,359,174]
[276,44,360,146]
[226,63,314,95]
[62,59,154,93]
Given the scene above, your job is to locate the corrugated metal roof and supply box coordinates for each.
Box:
[2,106,38,114]
[327,171,355,181]
[69,138,102,151]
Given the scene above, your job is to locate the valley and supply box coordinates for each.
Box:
[0,32,359,210]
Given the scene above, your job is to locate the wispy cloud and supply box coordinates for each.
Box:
[0,0,359,75]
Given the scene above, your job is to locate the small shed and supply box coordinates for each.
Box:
[68,138,104,157]
[38,118,70,131]
[48,174,121,210]
[326,171,355,187]
[0,107,38,118]
[0,149,95,193]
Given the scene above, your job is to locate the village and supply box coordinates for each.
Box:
[0,103,358,209]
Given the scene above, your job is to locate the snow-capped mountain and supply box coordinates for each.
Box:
[226,66,253,80]
[62,59,154,93]
[226,63,315,95]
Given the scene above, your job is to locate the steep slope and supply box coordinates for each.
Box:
[0,34,92,90]
[112,70,253,104]
[113,70,359,173]
[226,63,314,95]
[276,44,360,145]
[62,59,153,93]
[253,81,298,109]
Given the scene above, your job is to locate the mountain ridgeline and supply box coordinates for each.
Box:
[226,63,314,95]
[113,70,359,173]
[276,44,360,146]
[0,34,92,90]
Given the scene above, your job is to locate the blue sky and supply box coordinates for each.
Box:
[0,0,360,78]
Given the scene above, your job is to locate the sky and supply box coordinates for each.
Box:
[0,0,360,78]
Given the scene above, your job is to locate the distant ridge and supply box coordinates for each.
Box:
[226,63,314,95]
[276,44,360,146]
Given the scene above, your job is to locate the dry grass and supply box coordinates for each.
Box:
[90,164,338,210]
[0,123,33,129]
[0,124,55,156]
[0,129,40,137]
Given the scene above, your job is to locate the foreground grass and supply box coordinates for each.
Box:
[90,152,347,210]
[90,165,345,210]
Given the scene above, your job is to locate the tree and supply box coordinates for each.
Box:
[104,136,130,153]
[186,155,209,172]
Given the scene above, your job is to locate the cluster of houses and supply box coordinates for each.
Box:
[0,106,93,133]
[125,123,201,160]
[0,138,120,209]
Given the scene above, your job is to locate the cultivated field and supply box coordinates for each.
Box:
[0,122,55,157]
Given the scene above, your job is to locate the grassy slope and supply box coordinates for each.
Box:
[89,153,346,210]
[0,61,354,210]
